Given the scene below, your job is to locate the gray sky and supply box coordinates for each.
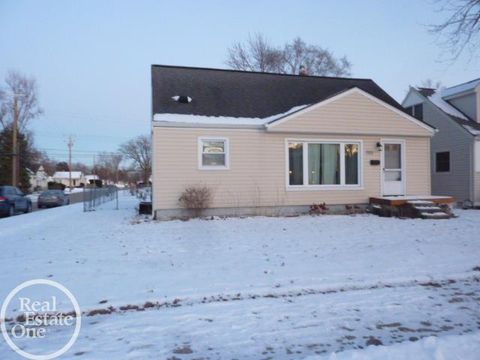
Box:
[0,0,478,164]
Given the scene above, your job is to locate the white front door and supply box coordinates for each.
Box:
[382,140,405,196]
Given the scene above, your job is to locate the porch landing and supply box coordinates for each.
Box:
[370,195,455,206]
[369,195,455,219]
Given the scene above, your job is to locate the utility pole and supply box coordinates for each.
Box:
[66,135,74,191]
[11,95,19,186]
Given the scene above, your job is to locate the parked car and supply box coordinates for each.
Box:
[38,190,70,208]
[0,186,33,217]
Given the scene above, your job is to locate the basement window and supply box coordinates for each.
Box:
[435,151,450,173]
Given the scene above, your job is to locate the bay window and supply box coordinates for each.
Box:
[287,140,362,188]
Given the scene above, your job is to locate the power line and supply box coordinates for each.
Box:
[38,147,123,155]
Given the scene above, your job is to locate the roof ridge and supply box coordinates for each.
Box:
[151,64,373,82]
[445,77,480,91]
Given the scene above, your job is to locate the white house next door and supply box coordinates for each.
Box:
[382,140,405,196]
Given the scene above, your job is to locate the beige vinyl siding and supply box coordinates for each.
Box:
[268,91,433,137]
[153,127,431,210]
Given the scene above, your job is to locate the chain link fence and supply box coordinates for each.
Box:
[83,185,119,212]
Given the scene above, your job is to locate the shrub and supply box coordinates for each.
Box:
[48,181,66,190]
[310,202,328,215]
[178,186,212,217]
[345,204,363,215]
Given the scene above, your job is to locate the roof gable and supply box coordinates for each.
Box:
[442,78,480,99]
[151,65,410,120]
[266,88,435,136]
[404,87,480,136]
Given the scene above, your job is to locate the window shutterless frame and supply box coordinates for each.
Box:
[434,151,451,173]
[198,137,230,170]
[285,139,363,191]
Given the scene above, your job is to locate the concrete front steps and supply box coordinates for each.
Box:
[406,200,452,219]
[369,196,455,219]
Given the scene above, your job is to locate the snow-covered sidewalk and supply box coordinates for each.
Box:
[0,194,479,358]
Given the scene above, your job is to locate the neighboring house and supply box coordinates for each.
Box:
[85,174,99,185]
[52,171,85,187]
[29,165,51,191]
[402,79,480,206]
[151,65,436,219]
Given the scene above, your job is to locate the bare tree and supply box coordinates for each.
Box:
[0,70,43,131]
[419,79,443,89]
[119,135,151,184]
[226,34,284,73]
[96,152,123,183]
[430,0,480,60]
[281,37,351,76]
[226,34,351,76]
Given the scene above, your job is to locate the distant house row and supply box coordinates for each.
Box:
[29,167,99,191]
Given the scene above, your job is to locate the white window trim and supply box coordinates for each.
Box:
[434,150,451,174]
[198,137,230,170]
[285,138,364,191]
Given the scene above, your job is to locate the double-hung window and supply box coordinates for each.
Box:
[435,151,450,173]
[198,137,229,170]
[287,140,362,188]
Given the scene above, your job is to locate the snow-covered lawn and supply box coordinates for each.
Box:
[0,194,479,359]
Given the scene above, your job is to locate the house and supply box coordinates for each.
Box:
[52,171,85,187]
[151,65,436,219]
[85,174,100,185]
[29,166,51,191]
[402,79,480,207]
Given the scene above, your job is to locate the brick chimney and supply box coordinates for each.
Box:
[299,65,308,76]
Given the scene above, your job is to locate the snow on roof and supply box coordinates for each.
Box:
[153,104,310,126]
[442,78,480,98]
[53,171,83,179]
[428,92,469,120]
[85,175,99,181]
[426,90,480,136]
[464,125,480,136]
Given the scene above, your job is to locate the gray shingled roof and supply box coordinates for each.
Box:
[151,65,412,119]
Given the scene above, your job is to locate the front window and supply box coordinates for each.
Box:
[199,138,229,169]
[308,144,340,185]
[345,144,359,184]
[288,140,361,188]
[288,143,303,185]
